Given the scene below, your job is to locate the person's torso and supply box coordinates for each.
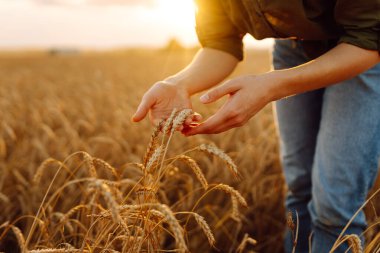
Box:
[221,0,342,41]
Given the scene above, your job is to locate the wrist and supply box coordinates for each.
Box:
[164,76,194,96]
[266,70,293,102]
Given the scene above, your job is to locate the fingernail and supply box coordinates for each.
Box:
[200,94,209,103]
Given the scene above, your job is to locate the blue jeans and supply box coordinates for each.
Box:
[273,39,380,253]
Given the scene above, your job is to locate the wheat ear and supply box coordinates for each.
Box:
[89,180,129,234]
[162,108,178,135]
[115,203,188,253]
[214,184,247,207]
[237,233,257,253]
[11,225,26,253]
[143,120,164,167]
[80,151,97,178]
[198,144,239,177]
[171,109,193,133]
[343,235,363,253]
[33,158,62,184]
[176,155,208,190]
[192,213,215,246]
[146,145,163,173]
[29,249,86,253]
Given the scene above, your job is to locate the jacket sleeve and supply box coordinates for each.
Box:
[195,0,245,60]
[335,0,380,53]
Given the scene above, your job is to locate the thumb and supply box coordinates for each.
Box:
[199,80,240,104]
[132,97,155,122]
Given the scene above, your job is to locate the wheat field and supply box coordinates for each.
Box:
[0,48,379,253]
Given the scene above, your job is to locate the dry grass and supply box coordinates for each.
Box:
[0,49,379,252]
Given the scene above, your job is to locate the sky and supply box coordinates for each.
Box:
[0,0,273,50]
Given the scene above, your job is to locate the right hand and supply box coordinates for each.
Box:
[132,81,202,127]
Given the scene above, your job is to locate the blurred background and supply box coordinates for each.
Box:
[0,0,273,51]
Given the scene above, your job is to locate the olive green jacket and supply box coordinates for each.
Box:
[195,0,380,60]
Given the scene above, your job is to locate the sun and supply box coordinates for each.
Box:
[155,0,196,23]
[153,0,197,45]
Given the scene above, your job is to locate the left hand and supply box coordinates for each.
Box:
[183,73,275,135]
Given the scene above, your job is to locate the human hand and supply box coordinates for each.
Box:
[132,81,202,128]
[183,74,275,135]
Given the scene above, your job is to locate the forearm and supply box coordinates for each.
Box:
[165,47,239,95]
[270,43,380,101]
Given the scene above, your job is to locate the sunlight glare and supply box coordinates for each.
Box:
[155,0,195,24]
[152,0,197,45]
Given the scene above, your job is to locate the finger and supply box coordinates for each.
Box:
[204,120,239,134]
[181,122,200,134]
[184,116,193,125]
[132,96,155,122]
[200,80,240,104]
[185,116,241,135]
[184,112,202,125]
[183,112,228,136]
[192,112,203,122]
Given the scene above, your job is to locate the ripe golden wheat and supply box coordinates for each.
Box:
[1,50,379,253]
